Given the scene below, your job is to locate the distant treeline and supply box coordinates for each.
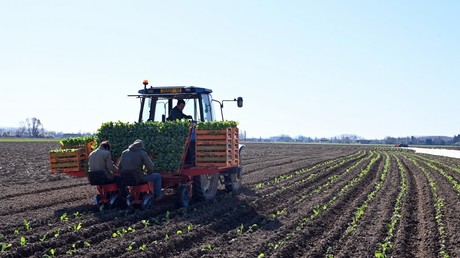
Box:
[0,127,92,139]
[242,133,460,146]
[2,125,460,147]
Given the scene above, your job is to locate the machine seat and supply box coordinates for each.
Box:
[121,170,147,186]
[87,170,115,186]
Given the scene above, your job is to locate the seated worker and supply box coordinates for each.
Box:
[167,99,193,121]
[88,141,127,197]
[117,139,164,201]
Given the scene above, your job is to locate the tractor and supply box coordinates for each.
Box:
[121,80,244,208]
[51,80,244,210]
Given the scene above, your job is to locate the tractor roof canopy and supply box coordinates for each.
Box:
[128,86,216,123]
[130,86,213,99]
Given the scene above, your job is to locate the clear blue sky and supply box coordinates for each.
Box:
[1,1,459,139]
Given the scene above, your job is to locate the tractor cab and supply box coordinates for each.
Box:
[128,80,243,123]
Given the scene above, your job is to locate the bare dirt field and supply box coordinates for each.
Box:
[1,142,460,257]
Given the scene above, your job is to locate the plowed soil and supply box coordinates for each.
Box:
[1,142,460,257]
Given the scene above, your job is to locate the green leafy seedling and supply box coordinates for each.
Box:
[23,219,31,231]
[60,213,68,222]
[20,236,27,246]
[165,211,171,220]
[40,233,48,242]
[53,228,60,238]
[126,242,135,251]
[1,243,13,252]
[236,224,244,235]
[141,219,150,228]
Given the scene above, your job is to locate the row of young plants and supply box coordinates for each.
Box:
[0,211,91,256]
[249,151,374,233]
[0,202,187,257]
[0,186,99,241]
[0,219,34,253]
[295,152,381,230]
[374,155,408,257]
[414,154,460,175]
[253,151,368,199]
[83,211,197,257]
[33,190,245,257]
[318,152,393,257]
[1,149,375,257]
[7,208,177,257]
[409,157,450,258]
[411,153,460,196]
[199,154,355,256]
[86,193,254,257]
[156,154,373,257]
[304,151,374,199]
[255,151,381,256]
[42,150,374,255]
[250,151,373,251]
[344,152,391,236]
[171,153,366,257]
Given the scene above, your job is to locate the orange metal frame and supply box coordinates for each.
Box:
[96,183,119,204]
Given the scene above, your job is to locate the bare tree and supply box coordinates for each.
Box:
[16,121,27,137]
[26,117,44,138]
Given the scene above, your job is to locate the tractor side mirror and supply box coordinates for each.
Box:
[236,97,243,108]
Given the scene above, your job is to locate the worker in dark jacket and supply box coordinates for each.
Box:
[88,141,127,197]
[118,139,164,201]
[167,99,192,121]
[88,141,118,175]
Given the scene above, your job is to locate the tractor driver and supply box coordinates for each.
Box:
[167,99,193,121]
[117,139,164,201]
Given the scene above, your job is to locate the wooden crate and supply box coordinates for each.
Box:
[50,149,87,174]
[195,128,239,167]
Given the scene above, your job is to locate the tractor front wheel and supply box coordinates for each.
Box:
[192,173,219,202]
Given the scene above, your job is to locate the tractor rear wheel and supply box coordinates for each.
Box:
[192,173,219,202]
[225,167,242,194]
